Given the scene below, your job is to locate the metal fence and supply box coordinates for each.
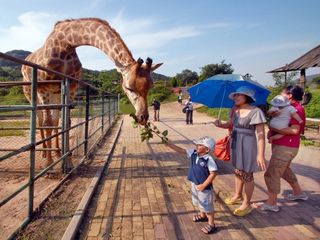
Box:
[0,52,119,239]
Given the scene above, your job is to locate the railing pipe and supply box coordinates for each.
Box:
[28,66,37,218]
[101,93,105,134]
[84,86,90,156]
[63,79,71,173]
[61,79,66,171]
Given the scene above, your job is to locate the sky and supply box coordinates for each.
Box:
[0,0,319,86]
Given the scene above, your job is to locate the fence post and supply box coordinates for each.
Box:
[113,95,116,120]
[61,79,66,169]
[84,86,90,156]
[108,94,111,126]
[117,93,120,114]
[28,66,37,218]
[101,92,104,134]
[63,79,71,173]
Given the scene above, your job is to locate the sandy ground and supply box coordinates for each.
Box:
[0,116,108,239]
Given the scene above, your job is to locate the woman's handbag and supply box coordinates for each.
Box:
[214,135,231,161]
[213,108,236,161]
[182,106,187,113]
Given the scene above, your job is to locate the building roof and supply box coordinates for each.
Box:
[268,44,320,73]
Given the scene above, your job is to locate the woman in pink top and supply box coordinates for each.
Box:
[255,85,308,212]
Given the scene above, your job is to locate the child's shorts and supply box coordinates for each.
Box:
[191,182,215,213]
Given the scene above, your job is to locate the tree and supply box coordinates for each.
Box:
[98,69,122,95]
[170,77,178,87]
[311,76,320,88]
[175,69,198,86]
[199,60,234,82]
[272,71,297,88]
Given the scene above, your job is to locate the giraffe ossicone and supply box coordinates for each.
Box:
[21,18,162,169]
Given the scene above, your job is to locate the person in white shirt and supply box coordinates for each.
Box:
[184,96,194,125]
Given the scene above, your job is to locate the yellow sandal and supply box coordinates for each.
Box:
[224,196,243,205]
[233,206,253,217]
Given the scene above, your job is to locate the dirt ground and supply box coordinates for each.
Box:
[12,120,120,240]
[0,117,120,240]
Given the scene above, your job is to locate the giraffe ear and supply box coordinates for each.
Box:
[150,63,163,72]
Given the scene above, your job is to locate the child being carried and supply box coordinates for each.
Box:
[267,95,303,143]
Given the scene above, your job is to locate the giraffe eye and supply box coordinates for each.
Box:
[126,87,135,92]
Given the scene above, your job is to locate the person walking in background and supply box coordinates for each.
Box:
[166,136,218,234]
[178,91,183,105]
[185,96,194,125]
[151,98,161,121]
[254,85,308,213]
[213,86,267,217]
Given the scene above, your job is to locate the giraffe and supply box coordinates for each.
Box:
[21,18,162,169]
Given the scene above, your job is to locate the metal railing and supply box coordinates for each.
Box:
[0,52,119,239]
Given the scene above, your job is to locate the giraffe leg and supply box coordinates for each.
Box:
[38,111,47,159]
[63,117,74,172]
[44,128,53,167]
[40,129,47,159]
[54,128,61,158]
[43,109,54,168]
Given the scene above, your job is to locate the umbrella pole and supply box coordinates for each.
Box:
[218,86,227,120]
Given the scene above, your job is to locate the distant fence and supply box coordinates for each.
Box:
[0,52,119,239]
[306,118,320,134]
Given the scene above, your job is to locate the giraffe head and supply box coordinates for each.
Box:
[122,57,162,125]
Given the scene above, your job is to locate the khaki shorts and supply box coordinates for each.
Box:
[264,145,299,194]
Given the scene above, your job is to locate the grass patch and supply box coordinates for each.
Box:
[301,139,315,146]
[119,101,135,114]
[196,106,230,121]
[300,135,316,147]
[119,93,178,115]
[0,120,29,137]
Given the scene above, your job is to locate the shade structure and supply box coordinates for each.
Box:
[187,74,270,108]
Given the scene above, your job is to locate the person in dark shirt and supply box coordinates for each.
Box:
[151,99,161,121]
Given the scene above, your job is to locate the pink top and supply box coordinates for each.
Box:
[273,101,306,148]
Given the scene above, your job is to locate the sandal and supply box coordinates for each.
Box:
[193,215,208,222]
[224,196,243,205]
[201,224,217,234]
[233,205,253,217]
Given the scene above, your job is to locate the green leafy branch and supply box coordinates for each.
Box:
[130,113,169,143]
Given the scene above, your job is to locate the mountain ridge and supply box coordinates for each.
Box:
[0,49,171,81]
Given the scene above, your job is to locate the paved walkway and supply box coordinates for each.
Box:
[83,102,320,240]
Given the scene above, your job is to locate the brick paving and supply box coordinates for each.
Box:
[83,102,320,240]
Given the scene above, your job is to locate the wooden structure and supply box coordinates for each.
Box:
[268,44,320,89]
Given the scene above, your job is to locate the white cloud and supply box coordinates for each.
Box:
[110,10,154,35]
[0,11,58,52]
[124,26,201,50]
[0,11,232,74]
[234,41,312,58]
[109,12,202,51]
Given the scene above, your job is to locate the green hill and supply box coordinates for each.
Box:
[0,50,31,68]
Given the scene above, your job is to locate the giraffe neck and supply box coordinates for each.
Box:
[49,18,135,70]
